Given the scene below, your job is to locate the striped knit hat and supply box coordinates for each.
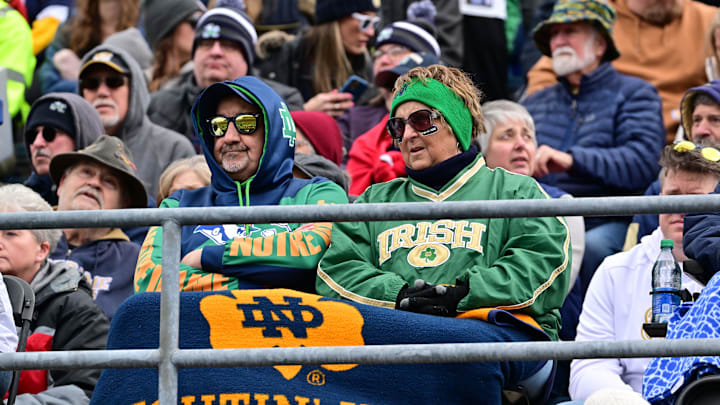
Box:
[375,21,440,57]
[192,7,258,66]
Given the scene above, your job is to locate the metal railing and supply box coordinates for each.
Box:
[1,194,720,404]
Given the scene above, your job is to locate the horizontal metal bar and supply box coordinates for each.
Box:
[0,349,160,370]
[1,338,719,371]
[171,339,720,367]
[1,194,720,229]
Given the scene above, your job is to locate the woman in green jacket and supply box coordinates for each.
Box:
[316,65,571,404]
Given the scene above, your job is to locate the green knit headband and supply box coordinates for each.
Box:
[390,77,473,151]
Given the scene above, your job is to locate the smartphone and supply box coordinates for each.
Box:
[339,75,369,100]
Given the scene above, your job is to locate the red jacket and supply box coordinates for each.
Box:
[346,114,406,197]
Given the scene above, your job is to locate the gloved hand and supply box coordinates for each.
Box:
[395,279,469,317]
[374,150,406,183]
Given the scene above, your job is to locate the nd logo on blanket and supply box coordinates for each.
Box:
[200,290,365,380]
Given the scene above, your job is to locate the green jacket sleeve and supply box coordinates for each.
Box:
[458,182,571,314]
[316,189,408,308]
[200,181,349,276]
[1,5,35,121]
[134,198,206,292]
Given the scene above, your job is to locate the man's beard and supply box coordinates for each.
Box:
[552,40,598,77]
[637,0,683,25]
[92,98,121,129]
[220,144,249,174]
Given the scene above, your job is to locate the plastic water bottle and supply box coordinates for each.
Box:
[651,239,682,323]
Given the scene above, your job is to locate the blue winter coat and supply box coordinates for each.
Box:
[683,183,720,273]
[522,62,665,197]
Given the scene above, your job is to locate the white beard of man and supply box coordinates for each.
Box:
[551,37,599,78]
[92,98,121,129]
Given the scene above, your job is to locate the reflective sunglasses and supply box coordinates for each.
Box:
[79,75,128,91]
[351,12,380,32]
[673,140,720,162]
[207,113,262,137]
[387,109,442,142]
[26,126,59,143]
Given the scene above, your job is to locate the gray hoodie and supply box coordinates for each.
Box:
[79,44,196,197]
[23,93,104,170]
[23,93,104,205]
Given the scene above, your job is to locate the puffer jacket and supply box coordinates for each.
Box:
[522,62,665,198]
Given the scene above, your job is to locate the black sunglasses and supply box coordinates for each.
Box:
[207,113,262,137]
[387,109,442,142]
[26,126,59,143]
[79,75,128,91]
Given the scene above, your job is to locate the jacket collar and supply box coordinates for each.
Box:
[559,62,614,95]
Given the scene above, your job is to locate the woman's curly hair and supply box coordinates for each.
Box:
[393,65,486,138]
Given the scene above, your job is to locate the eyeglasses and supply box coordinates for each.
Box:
[372,46,410,60]
[207,113,262,137]
[79,75,128,91]
[387,109,442,142]
[351,12,380,32]
[673,140,720,162]
[26,126,59,143]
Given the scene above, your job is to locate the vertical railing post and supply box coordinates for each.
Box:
[158,219,181,404]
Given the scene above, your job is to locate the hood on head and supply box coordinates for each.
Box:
[681,80,720,141]
[79,44,150,139]
[190,76,296,201]
[24,93,105,172]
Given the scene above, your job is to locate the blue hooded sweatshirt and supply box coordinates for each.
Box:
[134,77,348,293]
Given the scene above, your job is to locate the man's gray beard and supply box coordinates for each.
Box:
[101,115,120,129]
[221,157,248,174]
[552,42,597,77]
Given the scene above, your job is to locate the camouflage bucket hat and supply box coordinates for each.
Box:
[533,0,620,62]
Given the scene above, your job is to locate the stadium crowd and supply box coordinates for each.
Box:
[2,0,720,403]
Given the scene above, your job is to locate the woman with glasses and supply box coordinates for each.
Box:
[316,64,571,403]
[37,0,140,94]
[142,0,206,92]
[255,0,377,118]
[339,1,442,161]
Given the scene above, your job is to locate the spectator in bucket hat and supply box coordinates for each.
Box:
[521,0,667,399]
[48,135,146,320]
[532,0,620,63]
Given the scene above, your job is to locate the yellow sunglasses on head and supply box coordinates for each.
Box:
[673,140,720,162]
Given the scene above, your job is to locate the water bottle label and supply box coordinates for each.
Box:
[652,292,680,323]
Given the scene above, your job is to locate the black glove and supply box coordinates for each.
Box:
[395,279,469,317]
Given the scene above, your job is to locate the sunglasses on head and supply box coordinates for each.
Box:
[207,113,262,137]
[26,126,59,143]
[79,75,127,91]
[351,12,380,32]
[673,140,720,162]
[187,11,203,29]
[387,109,442,142]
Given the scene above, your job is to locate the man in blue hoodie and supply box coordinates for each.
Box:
[134,77,349,293]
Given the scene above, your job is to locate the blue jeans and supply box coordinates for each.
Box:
[0,369,12,397]
[466,319,549,404]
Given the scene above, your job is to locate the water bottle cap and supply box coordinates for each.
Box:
[661,239,674,248]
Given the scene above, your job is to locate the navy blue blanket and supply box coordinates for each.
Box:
[91,289,547,405]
